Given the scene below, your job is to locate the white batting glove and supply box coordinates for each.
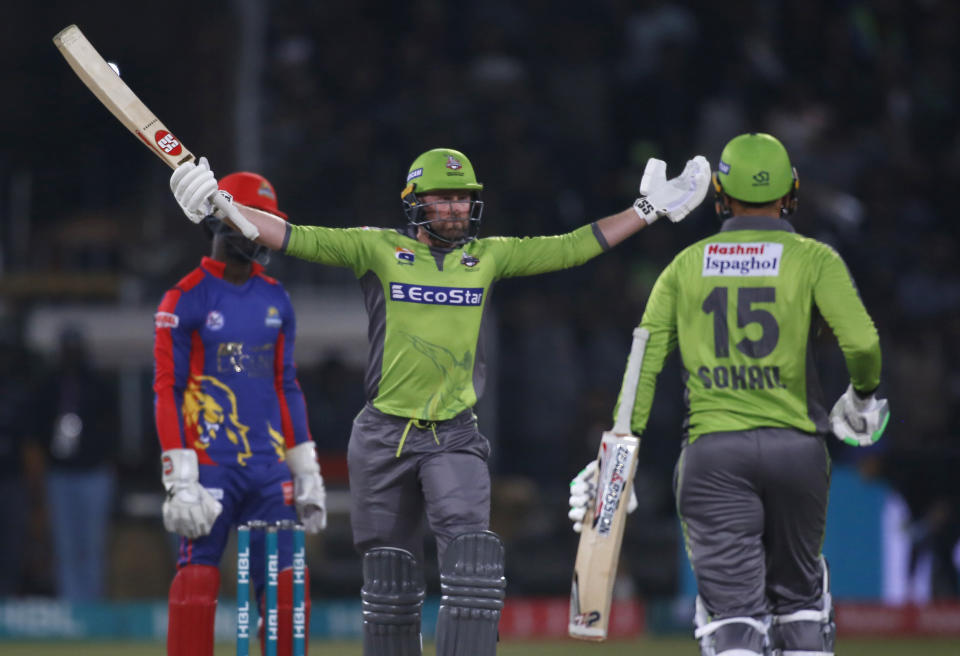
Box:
[830,384,890,447]
[633,155,711,225]
[568,459,638,533]
[161,448,223,539]
[170,156,223,224]
[286,441,327,533]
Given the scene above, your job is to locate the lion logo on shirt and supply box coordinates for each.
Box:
[182,375,253,466]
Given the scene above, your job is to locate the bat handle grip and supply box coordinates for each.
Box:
[612,327,651,435]
[212,193,260,241]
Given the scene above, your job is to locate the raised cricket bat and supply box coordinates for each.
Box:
[569,326,650,641]
[52,24,258,239]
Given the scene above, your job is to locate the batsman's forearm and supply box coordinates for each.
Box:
[594,208,648,248]
[231,205,288,250]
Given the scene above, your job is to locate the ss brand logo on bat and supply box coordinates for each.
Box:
[155,130,183,155]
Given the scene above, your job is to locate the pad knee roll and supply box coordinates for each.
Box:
[361,547,425,656]
[168,564,220,656]
[436,531,506,656]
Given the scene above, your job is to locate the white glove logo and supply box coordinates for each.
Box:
[633,155,711,225]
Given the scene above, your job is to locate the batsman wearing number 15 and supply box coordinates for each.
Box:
[570,133,890,656]
[171,146,710,656]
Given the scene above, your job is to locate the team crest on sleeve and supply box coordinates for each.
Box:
[702,242,783,277]
[395,247,416,265]
[206,310,225,331]
[265,306,282,327]
[155,311,179,329]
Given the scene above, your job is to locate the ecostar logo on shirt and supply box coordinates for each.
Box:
[702,242,783,277]
[390,283,483,306]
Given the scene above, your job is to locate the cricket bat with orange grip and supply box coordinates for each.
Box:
[52,24,259,239]
[568,326,650,641]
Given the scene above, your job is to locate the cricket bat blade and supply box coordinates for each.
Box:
[568,430,640,640]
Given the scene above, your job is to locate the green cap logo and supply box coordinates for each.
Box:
[403,148,483,195]
[717,134,792,203]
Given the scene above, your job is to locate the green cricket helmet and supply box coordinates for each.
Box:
[400,148,484,245]
[713,133,798,218]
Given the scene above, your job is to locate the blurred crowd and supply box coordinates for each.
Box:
[2,0,959,599]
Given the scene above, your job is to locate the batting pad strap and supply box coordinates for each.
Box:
[781,651,833,656]
[695,616,769,640]
[715,650,765,656]
[774,609,830,624]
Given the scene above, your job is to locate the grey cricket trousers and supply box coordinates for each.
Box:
[674,427,830,619]
[347,403,492,566]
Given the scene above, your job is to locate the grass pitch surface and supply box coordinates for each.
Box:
[3,637,960,655]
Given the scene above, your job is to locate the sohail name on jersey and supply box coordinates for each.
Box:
[390,282,484,306]
[702,242,783,277]
[697,365,789,391]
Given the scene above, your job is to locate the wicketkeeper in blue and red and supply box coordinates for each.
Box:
[154,167,326,656]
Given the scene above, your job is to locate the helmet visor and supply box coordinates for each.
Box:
[406,197,484,246]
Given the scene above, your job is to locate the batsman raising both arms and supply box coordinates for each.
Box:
[569,133,890,656]
[170,146,710,656]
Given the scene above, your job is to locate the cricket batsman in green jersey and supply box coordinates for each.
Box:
[569,133,890,656]
[170,146,711,656]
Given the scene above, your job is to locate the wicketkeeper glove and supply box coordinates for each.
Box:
[161,448,223,539]
[568,459,638,534]
[632,155,711,225]
[285,441,327,533]
[829,384,890,447]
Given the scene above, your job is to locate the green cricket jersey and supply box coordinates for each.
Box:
[286,223,606,420]
[625,215,881,441]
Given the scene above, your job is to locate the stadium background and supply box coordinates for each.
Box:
[2,0,959,651]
